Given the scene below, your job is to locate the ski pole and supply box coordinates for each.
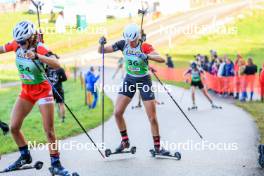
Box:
[32,59,105,159]
[138,8,203,139]
[30,0,105,158]
[101,43,105,145]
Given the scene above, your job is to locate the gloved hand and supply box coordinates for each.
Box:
[136,53,148,62]
[99,36,107,45]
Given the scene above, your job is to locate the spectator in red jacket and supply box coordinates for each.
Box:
[260,64,264,102]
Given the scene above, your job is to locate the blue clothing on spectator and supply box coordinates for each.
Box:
[223,62,234,77]
[85,71,100,92]
[85,71,100,109]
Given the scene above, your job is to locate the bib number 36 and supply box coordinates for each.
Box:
[128,60,139,66]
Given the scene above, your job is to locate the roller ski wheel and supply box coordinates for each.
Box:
[49,164,79,176]
[132,105,142,109]
[149,148,181,160]
[105,141,136,157]
[212,104,222,109]
[105,147,136,157]
[0,155,43,173]
[258,144,264,168]
[188,106,198,111]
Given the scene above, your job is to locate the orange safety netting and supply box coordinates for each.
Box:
[150,65,262,95]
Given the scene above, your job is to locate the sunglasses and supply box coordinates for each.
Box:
[17,40,27,46]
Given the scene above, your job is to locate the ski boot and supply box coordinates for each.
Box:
[49,161,76,176]
[3,154,32,172]
[258,144,264,168]
[211,104,222,109]
[188,105,198,111]
[150,148,181,160]
[115,140,130,153]
[105,140,136,157]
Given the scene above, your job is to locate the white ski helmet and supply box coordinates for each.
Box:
[123,24,140,41]
[13,21,35,42]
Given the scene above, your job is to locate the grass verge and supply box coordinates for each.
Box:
[0,79,113,154]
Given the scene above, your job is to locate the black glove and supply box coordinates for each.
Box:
[141,33,146,42]
[99,36,107,45]
[0,121,9,135]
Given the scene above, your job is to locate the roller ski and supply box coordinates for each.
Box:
[49,161,79,176]
[105,140,136,157]
[131,104,142,109]
[0,154,43,173]
[211,104,222,109]
[188,105,198,111]
[0,121,9,135]
[149,148,181,160]
[258,144,264,168]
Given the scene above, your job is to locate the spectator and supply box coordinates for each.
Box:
[260,65,264,102]
[217,58,225,77]
[85,66,100,109]
[223,58,234,77]
[165,54,174,68]
[210,49,217,59]
[56,11,66,34]
[46,67,68,123]
[234,54,243,99]
[242,58,258,101]
[201,55,210,72]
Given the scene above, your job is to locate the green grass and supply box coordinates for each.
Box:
[236,101,264,143]
[0,69,19,83]
[0,12,133,55]
[159,9,264,68]
[0,79,114,154]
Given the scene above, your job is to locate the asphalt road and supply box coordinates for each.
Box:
[1,1,264,175]
[0,67,263,176]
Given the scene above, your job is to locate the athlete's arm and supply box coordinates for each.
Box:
[98,45,115,54]
[147,51,165,63]
[0,41,18,54]
[98,40,126,54]
[26,50,60,69]
[38,54,60,69]
[184,69,191,76]
[142,43,165,63]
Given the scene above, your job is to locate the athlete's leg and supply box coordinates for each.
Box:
[39,102,57,155]
[143,100,159,137]
[10,97,34,147]
[201,87,213,104]
[191,86,196,105]
[114,94,131,131]
[58,103,65,119]
[112,67,120,79]
[3,97,33,171]
[114,94,132,151]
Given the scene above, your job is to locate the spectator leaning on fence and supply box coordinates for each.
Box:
[242,58,258,101]
[217,58,225,77]
[165,54,174,68]
[260,64,264,102]
[234,54,243,99]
